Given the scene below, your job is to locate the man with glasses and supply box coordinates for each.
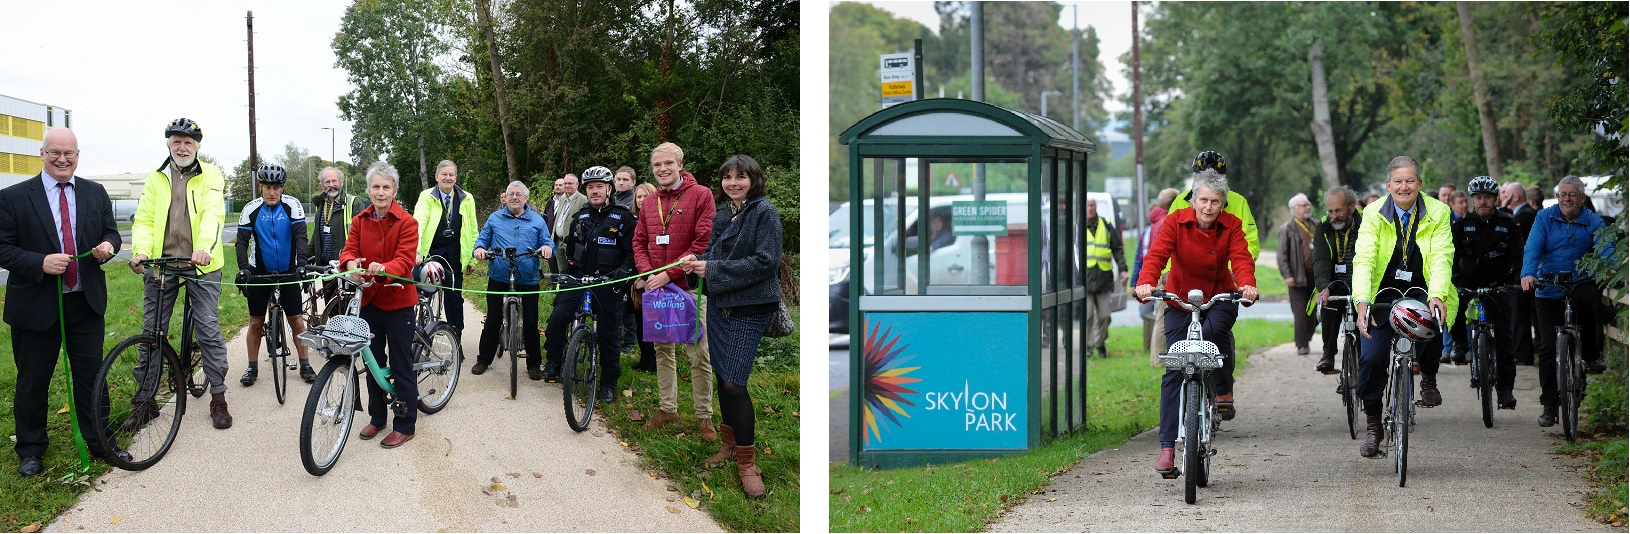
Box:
[309,166,366,267]
[412,160,477,335]
[471,181,554,378]
[1312,186,1361,375]
[1521,176,1611,427]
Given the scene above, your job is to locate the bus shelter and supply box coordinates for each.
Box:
[840,99,1095,468]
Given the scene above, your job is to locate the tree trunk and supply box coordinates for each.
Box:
[409,45,429,190]
[1307,38,1341,191]
[1458,2,1504,180]
[475,0,520,184]
[654,0,676,141]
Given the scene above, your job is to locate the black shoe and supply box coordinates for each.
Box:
[299,361,316,383]
[528,369,544,381]
[1438,353,1452,364]
[1315,354,1336,375]
[239,365,258,386]
[1419,379,1443,407]
[1538,406,1558,427]
[596,387,615,403]
[18,456,43,477]
[471,362,489,375]
[91,448,132,464]
[1359,414,1384,458]
[1585,359,1607,374]
[1297,346,1310,356]
[1498,390,1517,409]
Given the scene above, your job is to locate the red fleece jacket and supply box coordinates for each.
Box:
[632,171,715,290]
[340,201,420,311]
[1136,206,1256,309]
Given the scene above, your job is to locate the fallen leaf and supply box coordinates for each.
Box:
[666,483,679,492]
[506,472,521,478]
[619,441,629,447]
[507,494,519,508]
[491,476,503,483]
[762,406,776,413]
[666,506,681,514]
[111,517,123,525]
[494,498,508,507]
[532,471,542,478]
[1047,498,1058,502]
[857,506,871,514]
[21,522,42,533]
[684,496,700,509]
[585,469,596,476]
[999,494,1009,502]
[58,404,70,414]
[702,482,714,498]
[792,412,800,417]
[629,410,644,421]
[623,389,633,398]
[829,488,846,496]
[481,486,495,496]
[490,482,508,491]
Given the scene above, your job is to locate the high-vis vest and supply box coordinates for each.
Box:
[1084,217,1113,271]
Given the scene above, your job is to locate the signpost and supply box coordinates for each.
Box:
[1104,177,1132,200]
[952,200,1008,236]
[881,51,915,108]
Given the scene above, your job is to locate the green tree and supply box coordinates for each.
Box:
[333,0,460,190]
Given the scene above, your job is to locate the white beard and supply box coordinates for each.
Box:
[1331,220,1348,230]
[327,190,340,198]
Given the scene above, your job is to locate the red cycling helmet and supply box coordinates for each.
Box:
[1389,299,1438,341]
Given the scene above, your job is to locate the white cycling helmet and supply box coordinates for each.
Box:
[1389,299,1438,341]
[415,260,446,286]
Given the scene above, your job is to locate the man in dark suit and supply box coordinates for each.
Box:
[0,128,124,476]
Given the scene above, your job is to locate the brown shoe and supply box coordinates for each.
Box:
[734,445,767,499]
[380,431,414,448]
[705,424,736,468]
[645,410,679,430]
[699,419,718,442]
[1359,414,1383,458]
[210,397,233,429]
[359,423,382,440]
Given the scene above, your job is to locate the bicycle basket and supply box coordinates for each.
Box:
[1158,340,1223,370]
[298,314,374,355]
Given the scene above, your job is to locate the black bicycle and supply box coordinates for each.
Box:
[1369,286,1441,488]
[1457,284,1519,428]
[1143,289,1252,504]
[91,257,210,470]
[1324,281,1361,440]
[484,247,542,400]
[544,273,609,433]
[243,270,321,404]
[1536,272,1589,442]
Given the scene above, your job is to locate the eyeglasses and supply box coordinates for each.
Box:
[44,149,79,160]
[1557,191,1584,199]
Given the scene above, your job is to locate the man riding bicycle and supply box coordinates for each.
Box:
[542,166,636,403]
[471,181,554,378]
[1352,156,1458,458]
[1134,169,1258,476]
[1521,175,1611,427]
[1450,176,1523,409]
[1313,186,1362,374]
[236,164,315,385]
[129,118,233,429]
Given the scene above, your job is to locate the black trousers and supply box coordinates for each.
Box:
[13,292,116,459]
[1535,282,1604,408]
[1466,291,1519,391]
[1158,300,1238,446]
[544,284,623,390]
[1516,289,1537,365]
[1319,300,1346,358]
[1288,285,1317,349]
[478,281,541,370]
[361,305,417,434]
[428,254,465,333]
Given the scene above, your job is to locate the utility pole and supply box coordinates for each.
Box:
[1072,4,1080,132]
[1041,90,1061,119]
[1131,3,1145,238]
[971,1,989,285]
[246,11,258,172]
[321,127,336,164]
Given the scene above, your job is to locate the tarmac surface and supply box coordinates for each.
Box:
[988,339,1617,532]
[49,299,722,533]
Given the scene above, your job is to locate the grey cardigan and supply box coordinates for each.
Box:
[698,196,783,308]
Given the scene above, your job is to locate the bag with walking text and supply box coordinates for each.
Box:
[642,282,701,344]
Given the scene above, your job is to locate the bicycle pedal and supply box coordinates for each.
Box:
[1319,369,1340,376]
[1159,469,1180,480]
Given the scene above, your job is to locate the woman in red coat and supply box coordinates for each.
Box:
[339,162,421,449]
[1133,169,1259,477]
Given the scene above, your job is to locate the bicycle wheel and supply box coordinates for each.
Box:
[92,335,185,471]
[267,311,289,405]
[507,301,521,400]
[562,326,598,432]
[1197,381,1213,489]
[416,322,462,414]
[300,357,356,476]
[1183,379,1201,504]
[1475,329,1494,428]
[1392,359,1413,487]
[1557,332,1580,442]
[1341,335,1359,440]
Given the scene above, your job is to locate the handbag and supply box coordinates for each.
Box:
[764,301,794,338]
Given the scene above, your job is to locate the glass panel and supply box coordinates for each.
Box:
[857,157,911,296]
[909,159,1030,292]
[869,113,1025,137]
[1040,157,1055,293]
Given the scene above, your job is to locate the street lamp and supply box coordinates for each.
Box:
[319,127,336,164]
[1040,90,1062,120]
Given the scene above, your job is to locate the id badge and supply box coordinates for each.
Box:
[1393,269,1414,282]
[1334,264,1348,274]
[321,225,330,233]
[656,234,671,245]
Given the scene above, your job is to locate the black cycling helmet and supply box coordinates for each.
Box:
[1192,150,1226,174]
[256,164,288,185]
[1467,176,1499,196]
[580,165,614,186]
[164,118,203,142]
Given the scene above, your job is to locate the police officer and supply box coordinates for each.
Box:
[542,166,636,402]
[1451,176,1524,409]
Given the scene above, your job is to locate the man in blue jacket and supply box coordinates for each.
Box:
[1520,176,1612,427]
[472,181,554,378]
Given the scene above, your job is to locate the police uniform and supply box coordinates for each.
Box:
[542,201,637,392]
[1451,208,1523,395]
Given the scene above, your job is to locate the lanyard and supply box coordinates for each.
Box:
[655,192,681,231]
[1330,225,1351,262]
[1294,217,1311,238]
[1395,203,1418,266]
[441,189,454,227]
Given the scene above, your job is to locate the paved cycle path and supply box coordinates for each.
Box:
[991,339,1616,532]
[51,300,721,533]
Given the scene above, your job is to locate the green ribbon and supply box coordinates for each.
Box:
[57,249,95,477]
[167,258,686,296]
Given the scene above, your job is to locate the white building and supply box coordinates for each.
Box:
[0,93,72,189]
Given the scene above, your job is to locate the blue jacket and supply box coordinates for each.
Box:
[474,205,554,287]
[1521,205,1610,299]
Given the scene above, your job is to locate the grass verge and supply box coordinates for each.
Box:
[1557,437,1628,526]
[2,255,250,532]
[1120,236,1288,299]
[829,318,1293,532]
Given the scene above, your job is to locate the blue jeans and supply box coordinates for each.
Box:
[1158,301,1238,447]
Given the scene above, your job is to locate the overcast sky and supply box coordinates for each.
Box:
[858,1,1135,115]
[1,1,354,177]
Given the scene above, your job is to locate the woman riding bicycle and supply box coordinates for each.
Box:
[1134,168,1258,477]
[339,162,422,449]
[1351,156,1457,458]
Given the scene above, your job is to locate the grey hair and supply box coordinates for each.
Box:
[1557,175,1586,192]
[318,166,342,180]
[365,161,399,193]
[506,180,529,196]
[1323,186,1357,208]
[1287,193,1311,209]
[1385,156,1422,179]
[1189,169,1228,198]
[560,173,578,184]
[435,159,457,173]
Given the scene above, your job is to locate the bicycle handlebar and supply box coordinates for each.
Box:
[1141,290,1254,311]
[542,273,609,285]
[1457,284,1521,298]
[137,256,198,270]
[484,247,543,261]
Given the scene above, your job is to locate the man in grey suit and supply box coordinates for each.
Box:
[542,173,586,275]
[0,128,124,476]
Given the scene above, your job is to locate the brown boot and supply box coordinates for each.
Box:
[1359,414,1382,458]
[699,419,718,442]
[705,424,736,468]
[645,410,678,430]
[734,445,766,499]
[210,395,233,430]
